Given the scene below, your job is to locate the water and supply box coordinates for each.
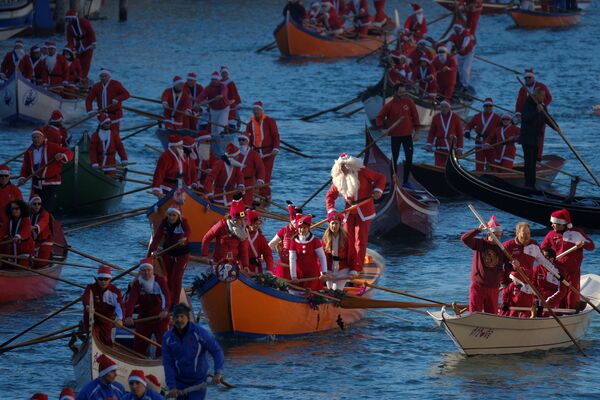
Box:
[1,0,600,398]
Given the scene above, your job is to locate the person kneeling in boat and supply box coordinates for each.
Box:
[77,354,126,399]
[124,258,170,358]
[322,211,357,290]
[41,110,70,147]
[122,370,163,400]
[269,202,303,279]
[163,303,224,400]
[290,215,328,290]
[500,274,536,318]
[29,196,54,269]
[485,112,520,171]
[90,113,129,177]
[320,1,345,36]
[426,101,464,166]
[82,265,125,345]
[246,209,274,274]
[0,200,34,268]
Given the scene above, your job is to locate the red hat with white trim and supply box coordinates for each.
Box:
[483,97,494,106]
[65,9,77,18]
[197,131,211,142]
[167,205,182,217]
[297,214,313,227]
[453,23,464,30]
[146,374,161,389]
[139,257,154,270]
[42,42,50,49]
[31,45,40,53]
[97,112,111,125]
[63,45,75,55]
[128,370,147,386]
[187,72,197,81]
[99,68,112,78]
[168,134,183,147]
[96,354,117,377]
[220,65,230,74]
[252,101,263,110]
[440,100,451,107]
[411,3,423,12]
[59,388,75,400]
[328,211,343,222]
[437,45,448,53]
[14,39,24,48]
[172,75,184,86]
[225,143,240,157]
[237,133,250,142]
[419,56,431,64]
[211,71,221,80]
[31,129,45,138]
[0,164,10,176]
[30,394,48,400]
[229,198,246,218]
[246,209,261,224]
[182,136,196,147]
[390,50,405,59]
[29,195,42,204]
[524,68,535,78]
[50,110,64,122]
[46,41,57,49]
[487,215,502,233]
[97,265,112,279]
[550,208,572,228]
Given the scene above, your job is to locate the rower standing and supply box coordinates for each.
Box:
[0,40,31,80]
[65,9,96,80]
[76,354,126,399]
[162,76,193,130]
[0,164,23,227]
[0,200,34,268]
[203,143,245,205]
[43,41,69,86]
[432,46,457,102]
[184,72,204,129]
[344,0,372,37]
[269,202,302,279]
[373,0,389,27]
[151,135,190,198]
[246,209,274,274]
[444,24,475,90]
[220,66,242,131]
[41,110,70,147]
[404,3,428,42]
[290,215,328,290]
[426,100,464,166]
[85,68,131,134]
[464,98,501,172]
[89,113,128,176]
[197,71,229,153]
[486,112,520,170]
[29,196,53,269]
[323,211,357,290]
[320,1,345,35]
[237,134,265,206]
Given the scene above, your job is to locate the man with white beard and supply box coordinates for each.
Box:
[43,41,69,86]
[124,258,170,358]
[204,143,245,205]
[152,135,192,198]
[236,134,265,206]
[0,40,31,80]
[326,153,386,271]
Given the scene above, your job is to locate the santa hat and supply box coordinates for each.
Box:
[50,110,64,122]
[97,112,111,125]
[0,164,10,175]
[30,45,40,53]
[211,71,221,80]
[524,68,535,78]
[14,40,24,48]
[187,72,197,81]
[417,39,428,46]
[335,152,364,171]
[501,112,513,120]
[146,374,161,390]
[246,209,261,224]
[328,211,343,222]
[297,214,313,227]
[453,23,464,30]
[197,132,211,142]
[252,101,263,110]
[287,202,303,224]
[65,9,77,18]
[59,388,75,400]
[483,97,494,106]
[128,370,147,386]
[419,56,431,64]
[168,134,183,147]
[390,50,405,60]
[96,354,117,377]
[440,100,451,107]
[139,257,154,270]
[41,42,50,49]
[225,143,240,157]
[229,198,246,218]
[411,3,423,12]
[29,195,42,204]
[321,0,333,7]
[97,265,112,279]
[550,209,572,228]
[99,68,112,78]
[31,129,45,138]
[172,75,184,86]
[30,394,48,400]
[63,45,74,55]
[237,133,250,142]
[46,41,56,49]
[437,46,448,53]
[487,215,502,233]
[220,65,230,75]
[167,205,182,216]
[182,136,196,147]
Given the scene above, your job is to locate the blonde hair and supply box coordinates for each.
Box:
[322,223,348,253]
[515,222,530,233]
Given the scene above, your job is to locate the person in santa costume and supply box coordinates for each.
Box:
[411,57,437,99]
[320,1,345,35]
[82,265,125,345]
[201,198,250,269]
[43,41,69,86]
[344,0,372,36]
[407,39,434,67]
[149,206,191,307]
[30,394,48,400]
[185,72,204,129]
[461,215,512,314]
[0,199,34,267]
[464,0,483,35]
[542,209,595,309]
[500,279,535,318]
[464,97,502,172]
[245,209,274,274]
[124,258,170,358]
[515,68,552,161]
[244,101,280,199]
[163,303,224,400]
[326,153,386,271]
[289,214,328,290]
[77,354,126,399]
[204,143,245,205]
[89,113,128,177]
[220,66,242,130]
[29,196,53,269]
[0,164,23,227]
[145,374,162,395]
[122,370,164,400]
[162,76,193,130]
[0,40,32,80]
[432,46,457,101]
[151,135,190,198]
[41,110,70,147]
[269,202,303,279]
[375,83,420,186]
[182,136,200,189]
[237,134,265,206]
[404,3,428,42]
[283,0,307,23]
[443,23,475,89]
[62,45,82,93]
[85,68,131,134]
[322,211,357,290]
[65,9,96,79]
[29,45,47,84]
[388,51,412,84]
[532,247,560,309]
[58,387,75,400]
[373,0,389,27]
[19,129,73,205]
[198,71,230,150]
[192,133,215,191]
[485,111,520,170]
[426,100,464,166]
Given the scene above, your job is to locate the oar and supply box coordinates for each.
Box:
[342,106,364,117]
[0,332,74,354]
[474,55,520,75]
[0,256,86,288]
[124,177,152,185]
[517,76,600,187]
[63,209,147,234]
[468,204,586,356]
[60,185,153,213]
[121,121,161,141]
[256,40,277,53]
[63,206,149,227]
[462,136,515,158]
[65,111,99,130]
[130,94,161,104]
[18,158,58,187]
[310,198,372,229]
[121,122,159,132]
[94,311,161,347]
[2,150,25,165]
[120,168,153,177]
[0,253,96,270]
[513,154,595,187]
[299,96,361,121]
[97,162,137,169]
[279,139,302,152]
[145,143,162,154]
[55,244,127,273]
[122,105,163,121]
[359,282,465,308]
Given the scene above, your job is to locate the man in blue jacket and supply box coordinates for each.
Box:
[76,354,126,400]
[162,303,224,399]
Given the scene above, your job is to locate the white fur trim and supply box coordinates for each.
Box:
[97,273,111,279]
[128,376,146,385]
[166,207,181,216]
[550,216,567,225]
[99,364,117,377]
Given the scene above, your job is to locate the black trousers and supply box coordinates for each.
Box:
[522,144,538,188]
[391,136,413,184]
[33,185,59,206]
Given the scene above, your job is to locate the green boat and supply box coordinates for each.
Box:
[45,132,127,216]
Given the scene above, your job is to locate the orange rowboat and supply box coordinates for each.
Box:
[197,250,384,338]
[508,9,582,28]
[273,13,388,58]
[147,186,226,252]
[434,0,516,14]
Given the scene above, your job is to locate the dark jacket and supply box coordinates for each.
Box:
[518,95,550,146]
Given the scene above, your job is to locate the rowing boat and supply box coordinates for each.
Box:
[508,8,582,28]
[147,186,227,252]
[0,218,67,303]
[411,154,566,198]
[46,133,127,216]
[433,0,516,14]
[429,274,600,355]
[0,0,33,40]
[196,249,383,338]
[273,12,389,58]
[365,128,439,238]
[0,72,86,125]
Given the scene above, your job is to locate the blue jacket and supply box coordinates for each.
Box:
[76,377,126,400]
[162,322,224,389]
[121,387,164,400]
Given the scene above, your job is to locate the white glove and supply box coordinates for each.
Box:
[162,101,169,108]
[87,110,95,115]
[112,99,119,104]
[272,148,280,155]
[256,179,265,185]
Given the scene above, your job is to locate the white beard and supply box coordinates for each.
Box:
[227,218,247,240]
[139,276,156,293]
[239,145,249,155]
[332,169,359,200]
[46,54,57,71]
[196,143,210,161]
[228,157,244,168]
[99,129,110,141]
[438,54,447,63]
[176,148,184,159]
[416,13,424,24]
[15,49,25,60]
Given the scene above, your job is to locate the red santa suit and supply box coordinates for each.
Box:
[0,214,34,267]
[44,52,70,85]
[500,281,534,318]
[486,118,520,169]
[221,68,242,127]
[246,211,274,274]
[403,5,428,41]
[67,56,83,85]
[65,11,96,78]
[82,270,124,345]
[375,96,420,136]
[203,149,245,206]
[162,78,192,130]
[426,108,464,166]
[345,0,372,35]
[0,47,32,79]
[151,138,190,195]
[30,204,53,269]
[411,59,437,97]
[41,125,69,147]
[184,73,203,129]
[197,75,229,135]
[321,4,345,34]
[515,72,552,160]
[373,0,388,27]
[270,224,297,279]
[124,262,170,357]
[388,54,412,84]
[465,0,483,34]
[432,50,457,101]
[201,215,250,270]
[289,217,328,291]
[20,136,73,193]
[237,139,265,206]
[0,164,23,227]
[32,56,48,85]
[89,123,128,176]
[407,46,434,68]
[244,104,280,198]
[148,213,191,307]
[464,104,502,171]
[533,263,560,303]
[85,73,131,131]
[326,155,386,270]
[445,26,475,88]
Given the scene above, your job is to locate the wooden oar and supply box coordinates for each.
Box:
[121,168,153,177]
[121,121,160,141]
[94,311,161,347]
[342,106,364,117]
[256,40,277,53]
[63,209,147,234]
[55,244,127,273]
[0,253,96,270]
[360,282,466,309]
[64,206,149,227]
[65,111,99,130]
[513,153,595,187]
[462,136,515,158]
[97,162,137,170]
[62,184,153,213]
[474,55,520,74]
[130,94,161,104]
[517,76,600,187]
[0,256,86,288]
[468,204,586,356]
[300,96,361,121]
[0,332,73,354]
[18,158,58,187]
[2,150,25,165]
[122,105,164,121]
[310,198,373,229]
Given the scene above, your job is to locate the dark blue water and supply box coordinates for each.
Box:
[1,0,600,398]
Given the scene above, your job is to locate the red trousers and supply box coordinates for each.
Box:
[374,0,387,23]
[94,320,113,345]
[260,154,276,198]
[34,244,52,269]
[77,49,94,79]
[438,83,455,102]
[497,159,515,170]
[243,178,256,206]
[475,146,496,172]
[345,214,370,271]
[134,319,168,357]
[547,271,580,309]
[275,261,291,280]
[469,283,499,314]
[160,253,189,307]
[296,263,323,291]
[434,151,448,167]
[466,11,481,34]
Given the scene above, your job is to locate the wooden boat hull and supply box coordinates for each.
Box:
[509,9,582,28]
[0,0,33,38]
[434,0,515,14]
[0,219,67,303]
[46,134,127,216]
[0,72,86,125]
[429,274,600,355]
[445,142,600,228]
[273,14,387,58]
[147,186,227,252]
[198,250,383,338]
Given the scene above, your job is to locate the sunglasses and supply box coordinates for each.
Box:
[31,202,41,206]
[0,174,9,177]
[97,277,110,281]
[484,105,493,107]
[167,213,179,217]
